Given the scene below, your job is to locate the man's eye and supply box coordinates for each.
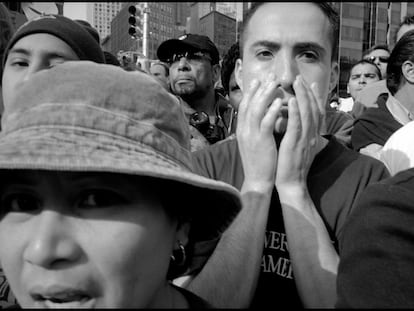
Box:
[0,193,39,213]
[300,51,319,61]
[256,50,273,60]
[78,190,128,209]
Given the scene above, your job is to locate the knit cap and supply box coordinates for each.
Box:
[2,14,104,67]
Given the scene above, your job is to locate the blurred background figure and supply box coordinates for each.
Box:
[352,30,414,159]
[363,44,390,80]
[0,2,14,119]
[104,51,121,67]
[150,60,170,91]
[337,59,381,118]
[220,41,242,111]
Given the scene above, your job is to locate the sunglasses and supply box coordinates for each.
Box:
[167,51,212,65]
[365,56,389,63]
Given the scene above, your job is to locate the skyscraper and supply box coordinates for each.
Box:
[87,2,123,41]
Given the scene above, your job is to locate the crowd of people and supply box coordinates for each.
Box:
[1,2,414,309]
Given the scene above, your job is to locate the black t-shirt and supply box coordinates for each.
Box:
[337,167,414,308]
[192,135,389,308]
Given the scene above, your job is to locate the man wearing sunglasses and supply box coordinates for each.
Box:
[352,44,391,117]
[157,34,236,151]
[363,44,390,80]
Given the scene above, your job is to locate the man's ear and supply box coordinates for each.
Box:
[212,63,221,84]
[235,58,243,92]
[402,60,414,84]
[329,61,339,93]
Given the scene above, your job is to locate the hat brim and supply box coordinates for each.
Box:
[157,39,201,63]
[0,126,241,242]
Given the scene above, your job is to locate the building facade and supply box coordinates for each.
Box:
[111,2,190,60]
[87,2,123,42]
[199,10,236,58]
[331,2,414,95]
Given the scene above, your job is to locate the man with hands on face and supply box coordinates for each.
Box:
[174,2,390,309]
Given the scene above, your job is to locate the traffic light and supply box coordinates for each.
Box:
[128,5,142,39]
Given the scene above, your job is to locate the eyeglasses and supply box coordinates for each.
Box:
[167,51,212,65]
[365,56,389,63]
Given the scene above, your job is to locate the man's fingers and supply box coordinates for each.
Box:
[262,97,282,134]
[237,78,260,128]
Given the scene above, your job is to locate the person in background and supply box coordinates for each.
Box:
[174,3,389,308]
[396,14,414,45]
[157,34,236,151]
[337,165,414,308]
[337,59,381,117]
[0,2,14,118]
[363,44,390,80]
[352,30,414,159]
[150,60,170,91]
[103,51,121,67]
[1,14,105,111]
[0,4,17,307]
[0,61,241,308]
[221,41,242,111]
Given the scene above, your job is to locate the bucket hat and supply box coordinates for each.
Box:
[0,61,241,242]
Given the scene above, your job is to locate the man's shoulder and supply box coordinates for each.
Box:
[316,136,388,173]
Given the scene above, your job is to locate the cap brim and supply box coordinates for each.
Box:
[157,39,200,63]
[0,126,241,242]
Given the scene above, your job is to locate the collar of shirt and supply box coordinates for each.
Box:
[386,94,414,125]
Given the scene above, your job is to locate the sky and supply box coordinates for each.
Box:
[63,2,88,21]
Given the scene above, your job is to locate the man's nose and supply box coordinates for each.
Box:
[22,61,49,82]
[23,210,82,269]
[177,57,191,71]
[272,52,298,92]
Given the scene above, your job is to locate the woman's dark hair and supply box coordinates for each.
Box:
[386,29,414,95]
[221,41,240,95]
[347,59,382,82]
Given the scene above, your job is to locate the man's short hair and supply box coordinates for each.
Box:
[395,14,414,42]
[220,41,240,95]
[240,2,339,61]
[363,44,390,58]
[386,29,414,95]
[346,59,382,82]
[399,14,414,29]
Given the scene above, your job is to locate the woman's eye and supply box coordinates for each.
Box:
[0,194,39,213]
[10,59,29,67]
[78,190,128,209]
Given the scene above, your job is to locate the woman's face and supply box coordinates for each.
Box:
[0,171,188,308]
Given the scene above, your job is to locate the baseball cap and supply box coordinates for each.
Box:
[0,61,241,243]
[157,33,220,64]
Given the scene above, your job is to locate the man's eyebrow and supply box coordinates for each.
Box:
[294,42,327,57]
[250,40,281,51]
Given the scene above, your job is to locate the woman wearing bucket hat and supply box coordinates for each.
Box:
[0,61,241,308]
